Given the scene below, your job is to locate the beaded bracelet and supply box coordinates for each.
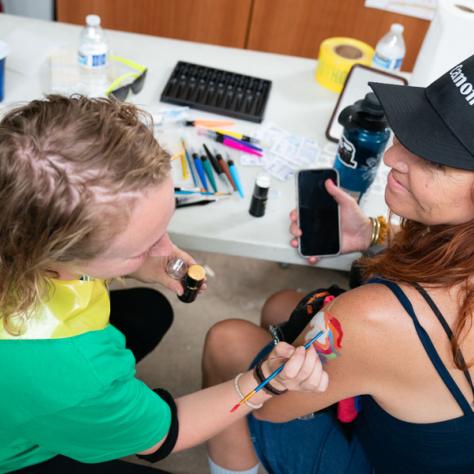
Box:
[369,215,388,246]
[233,373,263,409]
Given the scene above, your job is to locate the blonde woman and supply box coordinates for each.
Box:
[0,96,328,473]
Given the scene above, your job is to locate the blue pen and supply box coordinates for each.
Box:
[230,330,324,412]
[227,159,244,198]
[175,190,215,196]
[181,139,198,187]
[192,153,209,192]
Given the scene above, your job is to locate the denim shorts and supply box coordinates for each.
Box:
[247,342,372,474]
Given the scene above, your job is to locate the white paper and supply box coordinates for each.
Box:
[240,155,263,167]
[252,122,321,181]
[365,0,437,20]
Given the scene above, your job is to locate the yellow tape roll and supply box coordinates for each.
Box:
[316,38,374,93]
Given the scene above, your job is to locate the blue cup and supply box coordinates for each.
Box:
[0,41,10,102]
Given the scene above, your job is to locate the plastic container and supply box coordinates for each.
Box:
[372,24,406,71]
[333,92,391,202]
[78,14,109,96]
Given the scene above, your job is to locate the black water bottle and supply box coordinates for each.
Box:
[334,92,391,202]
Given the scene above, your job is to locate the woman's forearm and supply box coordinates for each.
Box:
[173,370,271,452]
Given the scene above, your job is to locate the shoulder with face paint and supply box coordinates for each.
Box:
[254,283,415,423]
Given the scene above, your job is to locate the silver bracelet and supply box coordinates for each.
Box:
[233,373,263,410]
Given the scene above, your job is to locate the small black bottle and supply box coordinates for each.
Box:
[249,174,270,217]
[178,264,206,303]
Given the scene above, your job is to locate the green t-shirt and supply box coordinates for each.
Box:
[0,279,171,473]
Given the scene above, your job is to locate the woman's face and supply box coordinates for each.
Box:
[52,177,176,280]
[383,140,474,225]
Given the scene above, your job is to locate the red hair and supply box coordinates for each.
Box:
[361,216,474,369]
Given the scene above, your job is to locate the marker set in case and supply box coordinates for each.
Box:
[160,61,272,123]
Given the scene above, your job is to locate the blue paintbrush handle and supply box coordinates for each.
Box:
[185,150,198,187]
[254,330,323,394]
[193,155,209,192]
[228,163,244,198]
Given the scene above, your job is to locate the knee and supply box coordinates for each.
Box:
[260,289,299,328]
[202,319,255,383]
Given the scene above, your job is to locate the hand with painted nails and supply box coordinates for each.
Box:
[290,179,373,264]
[262,342,328,393]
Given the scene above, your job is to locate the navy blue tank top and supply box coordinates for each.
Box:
[354,278,474,474]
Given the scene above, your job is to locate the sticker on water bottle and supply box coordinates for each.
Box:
[78,44,108,69]
[336,135,357,169]
[372,53,402,71]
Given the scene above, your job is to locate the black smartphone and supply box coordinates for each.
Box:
[296,168,340,257]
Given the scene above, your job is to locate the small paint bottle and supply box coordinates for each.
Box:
[249,174,270,217]
[178,264,206,303]
[166,256,188,280]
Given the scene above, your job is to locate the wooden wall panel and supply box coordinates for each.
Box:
[246,0,430,71]
[56,0,253,48]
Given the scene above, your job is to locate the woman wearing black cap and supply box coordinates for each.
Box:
[203,55,474,474]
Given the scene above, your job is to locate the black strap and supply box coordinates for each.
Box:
[137,389,179,463]
[279,285,346,343]
[412,282,474,405]
[367,277,473,415]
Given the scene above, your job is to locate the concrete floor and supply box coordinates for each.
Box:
[123,250,349,473]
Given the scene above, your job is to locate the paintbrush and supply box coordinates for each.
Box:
[230,330,323,413]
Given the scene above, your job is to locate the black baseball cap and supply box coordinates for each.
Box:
[369,54,474,171]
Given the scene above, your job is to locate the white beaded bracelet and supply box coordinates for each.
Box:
[233,373,263,410]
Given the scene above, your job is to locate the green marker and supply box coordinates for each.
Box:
[201,155,218,193]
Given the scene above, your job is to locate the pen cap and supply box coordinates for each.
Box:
[249,174,270,217]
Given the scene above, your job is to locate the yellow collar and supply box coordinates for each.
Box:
[0,278,110,340]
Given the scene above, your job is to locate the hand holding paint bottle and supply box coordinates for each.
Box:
[166,257,206,303]
[129,241,206,297]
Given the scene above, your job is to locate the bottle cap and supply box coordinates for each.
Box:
[255,174,270,189]
[391,23,404,34]
[358,93,385,118]
[86,14,101,27]
[187,264,206,282]
[338,93,388,131]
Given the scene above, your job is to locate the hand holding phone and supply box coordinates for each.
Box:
[296,169,341,257]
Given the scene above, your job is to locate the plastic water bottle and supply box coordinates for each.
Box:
[78,14,109,96]
[333,93,391,202]
[372,24,405,71]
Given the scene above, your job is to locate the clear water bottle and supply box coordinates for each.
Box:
[78,14,109,96]
[333,93,391,202]
[372,23,405,71]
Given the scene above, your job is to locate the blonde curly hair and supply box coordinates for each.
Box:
[0,95,170,334]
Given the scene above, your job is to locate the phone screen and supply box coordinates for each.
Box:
[297,169,340,257]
